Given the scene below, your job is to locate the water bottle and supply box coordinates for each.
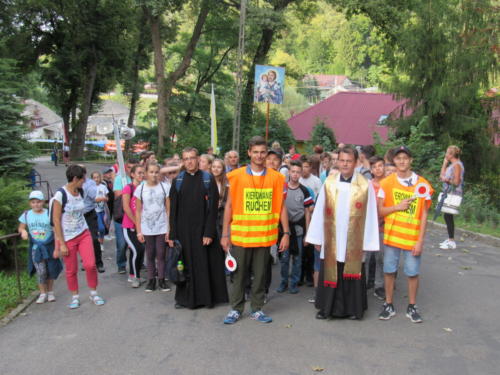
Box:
[177,261,186,283]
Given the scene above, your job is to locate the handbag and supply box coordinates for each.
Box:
[438,191,462,215]
[167,241,187,285]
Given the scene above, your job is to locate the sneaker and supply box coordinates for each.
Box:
[36,294,47,304]
[131,278,141,288]
[47,293,56,302]
[145,279,156,292]
[379,303,396,320]
[118,267,126,274]
[308,295,316,304]
[127,276,134,283]
[250,310,273,323]
[289,285,299,294]
[276,283,288,293]
[439,239,449,246]
[223,310,241,324]
[406,304,423,323]
[374,287,385,301]
[158,279,171,292]
[97,265,105,273]
[68,297,80,309]
[89,294,105,306]
[439,239,457,249]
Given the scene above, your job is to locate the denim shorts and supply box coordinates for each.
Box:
[383,245,421,277]
[314,248,320,272]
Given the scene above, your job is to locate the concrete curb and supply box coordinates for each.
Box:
[0,291,38,328]
[428,220,500,248]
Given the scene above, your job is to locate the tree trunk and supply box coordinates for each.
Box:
[70,58,98,160]
[149,12,168,153]
[162,0,211,151]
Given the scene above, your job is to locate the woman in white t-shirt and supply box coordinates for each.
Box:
[52,165,105,309]
[135,162,171,293]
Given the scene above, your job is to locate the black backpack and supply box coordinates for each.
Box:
[49,187,84,226]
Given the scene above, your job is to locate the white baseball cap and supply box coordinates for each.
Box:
[29,190,45,201]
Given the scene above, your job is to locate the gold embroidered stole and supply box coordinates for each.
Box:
[323,172,369,288]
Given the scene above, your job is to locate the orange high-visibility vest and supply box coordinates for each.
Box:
[380,173,434,250]
[227,165,285,248]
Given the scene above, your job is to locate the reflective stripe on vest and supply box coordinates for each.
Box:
[227,166,285,248]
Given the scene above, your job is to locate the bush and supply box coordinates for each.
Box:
[0,178,30,270]
[311,121,337,151]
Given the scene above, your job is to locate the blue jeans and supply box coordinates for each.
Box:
[279,236,303,288]
[114,221,127,269]
[96,211,106,239]
[383,245,421,277]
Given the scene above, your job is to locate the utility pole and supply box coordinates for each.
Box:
[232,0,247,153]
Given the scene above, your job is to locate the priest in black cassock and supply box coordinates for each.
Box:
[169,147,228,309]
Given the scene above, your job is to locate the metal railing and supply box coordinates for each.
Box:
[0,233,23,302]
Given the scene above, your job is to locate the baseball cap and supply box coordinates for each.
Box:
[29,190,45,201]
[102,166,114,174]
[267,148,283,160]
[393,146,412,157]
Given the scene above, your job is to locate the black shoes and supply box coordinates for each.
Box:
[158,279,171,292]
[145,279,156,292]
[406,304,423,323]
[379,303,396,320]
[315,311,327,320]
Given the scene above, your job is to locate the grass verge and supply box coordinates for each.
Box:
[434,215,499,238]
[0,271,37,319]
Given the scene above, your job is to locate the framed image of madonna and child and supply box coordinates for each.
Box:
[254,65,285,105]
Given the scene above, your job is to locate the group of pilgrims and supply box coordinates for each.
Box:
[20,135,452,325]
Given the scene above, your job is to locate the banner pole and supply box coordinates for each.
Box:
[266,101,270,144]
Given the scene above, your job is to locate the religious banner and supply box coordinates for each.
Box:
[254,65,285,104]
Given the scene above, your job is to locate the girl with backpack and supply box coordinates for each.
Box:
[135,162,171,293]
[122,165,145,288]
[18,191,62,304]
[52,165,105,309]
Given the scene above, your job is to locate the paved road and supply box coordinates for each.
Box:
[1,158,499,375]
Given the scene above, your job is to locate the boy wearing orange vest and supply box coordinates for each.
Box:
[221,136,290,324]
[377,146,434,323]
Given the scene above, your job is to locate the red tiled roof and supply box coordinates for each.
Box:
[304,74,347,88]
[287,92,408,145]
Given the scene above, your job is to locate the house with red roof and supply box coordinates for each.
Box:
[287,91,409,146]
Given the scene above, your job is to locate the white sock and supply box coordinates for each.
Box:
[39,293,47,297]
[48,291,54,295]
[72,294,79,300]
[90,290,98,297]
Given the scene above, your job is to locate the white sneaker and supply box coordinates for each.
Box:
[440,240,456,250]
[439,239,449,246]
[36,294,47,304]
[47,293,56,302]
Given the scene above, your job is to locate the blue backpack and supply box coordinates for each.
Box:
[174,170,212,209]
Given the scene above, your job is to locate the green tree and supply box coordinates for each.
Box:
[311,121,336,151]
[0,57,35,177]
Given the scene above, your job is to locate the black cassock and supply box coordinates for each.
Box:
[169,170,228,308]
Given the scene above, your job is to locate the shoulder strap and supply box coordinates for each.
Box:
[140,183,145,202]
[201,170,212,193]
[159,182,167,200]
[175,171,186,192]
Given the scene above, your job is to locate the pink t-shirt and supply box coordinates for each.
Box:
[122,183,138,229]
